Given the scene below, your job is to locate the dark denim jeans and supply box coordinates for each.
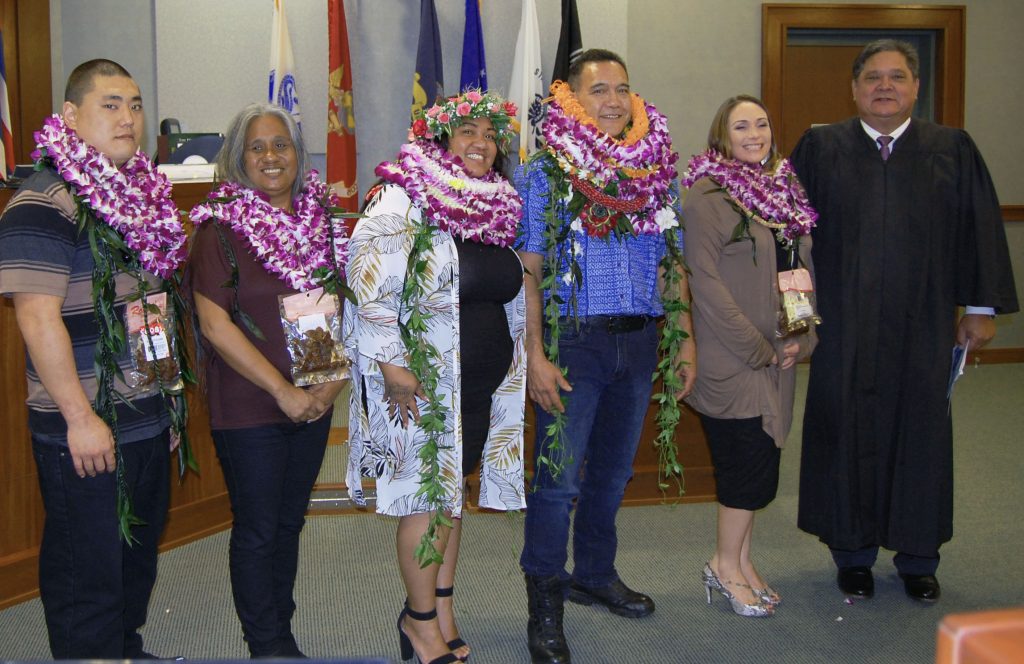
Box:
[212,415,330,656]
[520,318,659,586]
[32,431,170,659]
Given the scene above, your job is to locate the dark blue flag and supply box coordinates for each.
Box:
[459,0,487,92]
[412,0,444,118]
[552,0,583,84]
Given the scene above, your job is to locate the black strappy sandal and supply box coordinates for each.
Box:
[397,605,460,664]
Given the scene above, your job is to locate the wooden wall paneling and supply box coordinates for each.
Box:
[13,0,51,163]
[1003,206,1024,222]
[0,297,39,559]
[0,0,20,156]
[0,0,52,164]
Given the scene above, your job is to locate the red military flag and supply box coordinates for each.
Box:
[327,0,358,212]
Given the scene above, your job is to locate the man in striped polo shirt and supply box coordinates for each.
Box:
[0,60,173,659]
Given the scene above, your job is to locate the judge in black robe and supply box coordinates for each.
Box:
[790,40,1018,599]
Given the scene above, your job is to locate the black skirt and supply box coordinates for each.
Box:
[698,414,780,510]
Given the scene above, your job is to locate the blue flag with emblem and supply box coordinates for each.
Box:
[412,0,444,118]
[459,0,487,92]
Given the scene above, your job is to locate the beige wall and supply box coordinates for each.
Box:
[627,0,1024,347]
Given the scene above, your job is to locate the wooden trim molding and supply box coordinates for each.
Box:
[968,347,1024,365]
[0,549,40,611]
[1002,205,1024,222]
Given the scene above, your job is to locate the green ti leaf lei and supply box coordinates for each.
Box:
[397,212,455,568]
[68,188,196,542]
[535,151,691,496]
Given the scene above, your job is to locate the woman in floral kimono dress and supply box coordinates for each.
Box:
[343,91,526,664]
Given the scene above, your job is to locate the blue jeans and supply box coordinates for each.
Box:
[521,318,659,586]
[32,431,170,659]
[212,415,330,656]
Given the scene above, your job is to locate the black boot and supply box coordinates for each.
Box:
[525,575,571,664]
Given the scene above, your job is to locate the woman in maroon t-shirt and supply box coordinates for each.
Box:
[187,103,345,658]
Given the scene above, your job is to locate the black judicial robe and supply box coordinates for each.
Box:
[790,118,1018,556]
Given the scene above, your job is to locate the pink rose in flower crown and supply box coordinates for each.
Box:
[456,102,472,117]
[425,105,441,118]
[437,112,451,124]
[465,90,483,103]
[502,101,518,116]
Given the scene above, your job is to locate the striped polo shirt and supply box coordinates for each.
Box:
[0,167,170,444]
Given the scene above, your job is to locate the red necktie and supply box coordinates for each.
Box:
[877,135,893,161]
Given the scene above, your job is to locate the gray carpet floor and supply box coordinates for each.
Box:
[3,364,1023,663]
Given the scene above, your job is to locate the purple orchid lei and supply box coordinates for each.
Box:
[32,114,187,279]
[682,149,818,244]
[190,170,349,291]
[375,140,522,248]
[543,95,679,235]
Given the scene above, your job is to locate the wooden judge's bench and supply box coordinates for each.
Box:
[0,182,715,610]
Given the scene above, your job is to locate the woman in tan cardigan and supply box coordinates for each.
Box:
[681,95,819,617]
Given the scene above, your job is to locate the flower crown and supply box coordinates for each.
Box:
[411,89,519,151]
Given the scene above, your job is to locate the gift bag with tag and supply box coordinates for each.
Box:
[279,286,349,386]
[778,267,821,335]
[125,291,184,391]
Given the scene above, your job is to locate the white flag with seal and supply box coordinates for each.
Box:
[269,0,301,127]
[508,0,544,163]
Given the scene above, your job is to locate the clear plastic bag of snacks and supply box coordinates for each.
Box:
[778,268,822,335]
[279,286,349,386]
[124,291,184,391]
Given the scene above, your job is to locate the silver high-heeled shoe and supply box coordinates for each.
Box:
[701,563,774,618]
[753,585,781,606]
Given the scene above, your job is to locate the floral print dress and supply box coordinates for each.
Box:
[343,185,527,516]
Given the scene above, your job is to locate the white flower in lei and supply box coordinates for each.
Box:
[654,206,679,232]
[189,170,348,290]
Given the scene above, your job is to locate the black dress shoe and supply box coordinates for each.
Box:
[899,573,941,602]
[836,566,874,598]
[567,579,654,618]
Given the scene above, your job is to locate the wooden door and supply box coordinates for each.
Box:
[780,44,861,156]
[762,4,965,156]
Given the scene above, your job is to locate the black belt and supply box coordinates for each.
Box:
[578,315,655,334]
